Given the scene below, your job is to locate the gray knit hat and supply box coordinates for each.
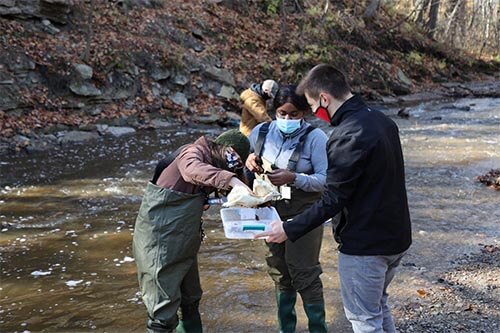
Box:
[262,79,279,99]
[214,129,250,162]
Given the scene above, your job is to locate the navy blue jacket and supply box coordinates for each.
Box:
[283,95,412,255]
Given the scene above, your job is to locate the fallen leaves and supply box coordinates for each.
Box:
[416,289,427,297]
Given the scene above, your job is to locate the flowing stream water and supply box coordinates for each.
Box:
[1,97,499,332]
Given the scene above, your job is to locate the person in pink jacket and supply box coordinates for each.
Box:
[133,130,250,333]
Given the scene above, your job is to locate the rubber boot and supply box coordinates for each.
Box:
[147,317,176,333]
[303,303,327,333]
[176,303,202,333]
[276,290,297,333]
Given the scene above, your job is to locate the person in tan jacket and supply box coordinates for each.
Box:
[239,79,279,136]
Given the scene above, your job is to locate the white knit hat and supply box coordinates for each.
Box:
[262,79,279,99]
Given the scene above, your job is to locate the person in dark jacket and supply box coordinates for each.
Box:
[256,64,412,333]
[133,130,251,333]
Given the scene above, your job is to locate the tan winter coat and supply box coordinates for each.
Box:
[239,88,272,137]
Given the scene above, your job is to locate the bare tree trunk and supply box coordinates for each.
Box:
[479,0,494,57]
[444,0,461,38]
[416,0,430,24]
[426,0,440,36]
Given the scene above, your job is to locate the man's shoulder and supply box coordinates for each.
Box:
[306,126,328,143]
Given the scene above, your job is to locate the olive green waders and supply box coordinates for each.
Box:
[133,182,206,333]
[267,188,327,333]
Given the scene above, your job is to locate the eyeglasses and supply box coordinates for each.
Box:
[225,149,244,171]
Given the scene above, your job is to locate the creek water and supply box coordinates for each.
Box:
[1,98,499,333]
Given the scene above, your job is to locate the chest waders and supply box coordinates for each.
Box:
[256,124,327,333]
[133,182,205,333]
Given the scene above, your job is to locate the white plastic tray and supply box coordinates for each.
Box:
[220,206,281,239]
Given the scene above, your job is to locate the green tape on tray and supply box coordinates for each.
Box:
[242,224,266,231]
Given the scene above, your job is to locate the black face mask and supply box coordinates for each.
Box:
[225,148,243,171]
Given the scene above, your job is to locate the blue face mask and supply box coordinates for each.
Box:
[276,118,302,134]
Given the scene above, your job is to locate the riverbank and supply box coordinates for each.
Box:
[1,78,498,157]
[2,1,499,157]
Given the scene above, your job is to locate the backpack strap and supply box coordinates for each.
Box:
[286,125,316,171]
[254,122,271,158]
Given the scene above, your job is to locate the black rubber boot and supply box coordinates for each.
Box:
[176,302,202,333]
[147,317,176,333]
[303,303,327,333]
[276,290,297,333]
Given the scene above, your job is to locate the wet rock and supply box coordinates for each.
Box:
[97,125,136,137]
[173,73,190,86]
[195,113,220,124]
[217,85,239,100]
[86,106,102,116]
[12,134,30,148]
[0,84,20,111]
[397,68,413,87]
[39,0,74,24]
[390,80,412,95]
[170,92,188,108]
[59,131,100,144]
[119,0,156,9]
[69,81,102,96]
[151,67,171,81]
[219,111,241,127]
[454,105,471,111]
[151,82,170,97]
[150,119,171,128]
[73,63,93,80]
[1,0,74,23]
[78,124,98,131]
[0,70,15,85]
[6,52,35,73]
[25,138,57,153]
[397,108,410,119]
[191,41,204,53]
[0,0,16,6]
[0,140,10,154]
[42,134,57,141]
[203,66,236,86]
[41,18,60,34]
[191,28,204,40]
[476,169,500,190]
[103,71,137,100]
[397,91,446,105]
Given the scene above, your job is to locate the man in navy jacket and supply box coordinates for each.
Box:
[257,64,411,333]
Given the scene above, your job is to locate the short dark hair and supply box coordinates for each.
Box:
[296,64,351,100]
[273,84,310,112]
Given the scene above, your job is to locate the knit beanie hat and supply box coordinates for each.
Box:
[214,129,250,162]
[262,79,279,99]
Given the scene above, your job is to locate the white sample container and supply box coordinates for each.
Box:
[220,206,281,239]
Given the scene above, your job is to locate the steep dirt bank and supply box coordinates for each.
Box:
[1,0,499,155]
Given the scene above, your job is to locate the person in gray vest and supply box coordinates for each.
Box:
[133,130,251,333]
[246,84,329,333]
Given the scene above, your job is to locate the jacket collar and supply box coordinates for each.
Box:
[330,95,367,126]
[250,83,265,99]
